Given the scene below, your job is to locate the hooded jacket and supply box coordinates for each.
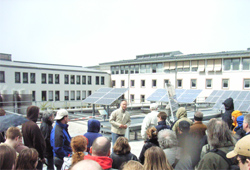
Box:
[171,107,193,134]
[83,119,103,151]
[22,108,46,160]
[84,155,113,170]
[40,114,53,158]
[235,115,246,139]
[222,97,234,129]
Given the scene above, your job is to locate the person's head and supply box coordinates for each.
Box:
[158,129,178,149]
[176,107,187,119]
[207,118,235,148]
[5,127,22,147]
[26,105,40,122]
[157,112,167,122]
[150,103,158,111]
[113,137,131,155]
[178,120,190,134]
[71,159,102,170]
[0,144,16,170]
[71,135,88,166]
[194,111,203,122]
[223,97,234,110]
[144,146,173,170]
[42,110,54,123]
[243,114,250,132]
[90,137,111,156]
[146,127,158,140]
[120,100,127,111]
[232,110,242,123]
[226,135,250,170]
[0,108,6,116]
[54,109,69,124]
[16,148,38,170]
[121,160,143,170]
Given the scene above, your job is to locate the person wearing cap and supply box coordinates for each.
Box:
[50,109,72,170]
[141,103,159,141]
[189,111,207,141]
[226,135,250,170]
[243,114,250,136]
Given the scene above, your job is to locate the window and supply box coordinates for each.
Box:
[191,79,197,88]
[15,72,21,83]
[191,61,198,72]
[30,73,35,84]
[64,91,69,101]
[88,90,92,96]
[152,64,157,73]
[49,74,53,84]
[177,79,182,88]
[222,79,229,89]
[55,74,60,84]
[82,91,86,100]
[141,95,145,103]
[125,66,129,74]
[131,80,135,87]
[76,91,81,100]
[206,79,212,88]
[112,80,116,87]
[243,58,250,70]
[42,73,47,84]
[76,75,81,85]
[71,91,75,100]
[177,61,183,72]
[111,66,120,74]
[164,79,169,87]
[121,80,125,87]
[32,91,35,101]
[88,76,92,85]
[64,75,69,84]
[22,72,28,83]
[55,91,60,101]
[244,79,250,89]
[223,59,231,71]
[101,76,105,85]
[141,80,145,87]
[120,66,125,74]
[130,65,135,74]
[0,71,5,83]
[49,91,53,101]
[223,58,240,71]
[135,65,139,74]
[96,76,99,85]
[152,80,157,88]
[82,76,86,85]
[42,91,47,101]
[156,63,163,73]
[130,94,135,102]
[71,75,75,84]
[140,64,146,73]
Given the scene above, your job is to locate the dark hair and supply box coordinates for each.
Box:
[0,144,16,169]
[237,155,250,164]
[71,135,88,166]
[179,120,190,133]
[16,148,38,170]
[157,112,167,121]
[92,137,111,156]
[113,137,131,155]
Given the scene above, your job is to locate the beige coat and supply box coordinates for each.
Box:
[109,108,131,135]
[172,107,193,134]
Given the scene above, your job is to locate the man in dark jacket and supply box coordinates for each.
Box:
[50,109,72,170]
[40,111,55,170]
[222,97,234,129]
[84,119,103,152]
[155,112,170,132]
[22,105,46,170]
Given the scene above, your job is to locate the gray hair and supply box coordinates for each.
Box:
[207,118,236,148]
[194,111,203,118]
[43,110,54,119]
[150,103,158,110]
[157,129,178,149]
[244,114,250,126]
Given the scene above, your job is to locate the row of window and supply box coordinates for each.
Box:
[112,79,250,89]
[111,57,250,74]
[34,90,92,102]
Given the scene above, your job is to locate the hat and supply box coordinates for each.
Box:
[54,109,68,120]
[226,135,250,158]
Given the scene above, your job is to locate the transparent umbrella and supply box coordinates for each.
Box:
[0,114,28,132]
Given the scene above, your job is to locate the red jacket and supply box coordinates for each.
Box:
[84,155,113,170]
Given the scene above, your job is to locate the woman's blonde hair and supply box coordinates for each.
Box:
[146,127,158,139]
[113,136,131,155]
[144,146,173,170]
[71,135,88,166]
[122,160,143,170]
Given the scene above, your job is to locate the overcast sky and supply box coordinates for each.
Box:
[0,0,250,67]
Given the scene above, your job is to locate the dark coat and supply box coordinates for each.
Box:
[110,152,138,169]
[155,121,170,132]
[22,112,46,159]
[222,97,234,129]
[40,116,53,158]
[139,138,159,164]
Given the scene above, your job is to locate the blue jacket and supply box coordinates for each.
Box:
[84,119,102,151]
[50,121,72,159]
[155,121,170,132]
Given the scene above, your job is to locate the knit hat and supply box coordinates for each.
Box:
[226,135,250,158]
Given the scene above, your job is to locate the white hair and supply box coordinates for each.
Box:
[150,103,158,110]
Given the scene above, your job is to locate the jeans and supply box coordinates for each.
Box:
[112,133,124,146]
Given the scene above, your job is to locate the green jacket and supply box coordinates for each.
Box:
[172,107,193,134]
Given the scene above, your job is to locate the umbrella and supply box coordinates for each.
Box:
[0,114,29,132]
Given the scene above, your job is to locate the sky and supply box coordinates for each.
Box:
[0,0,250,67]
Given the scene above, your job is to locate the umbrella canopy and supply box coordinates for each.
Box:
[0,114,29,132]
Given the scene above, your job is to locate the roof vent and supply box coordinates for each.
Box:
[0,53,11,61]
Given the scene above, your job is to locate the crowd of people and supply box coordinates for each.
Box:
[1,97,250,170]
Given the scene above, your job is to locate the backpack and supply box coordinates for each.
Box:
[210,149,239,170]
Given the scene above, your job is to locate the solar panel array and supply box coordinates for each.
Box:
[205,90,250,112]
[147,89,202,103]
[83,88,128,105]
